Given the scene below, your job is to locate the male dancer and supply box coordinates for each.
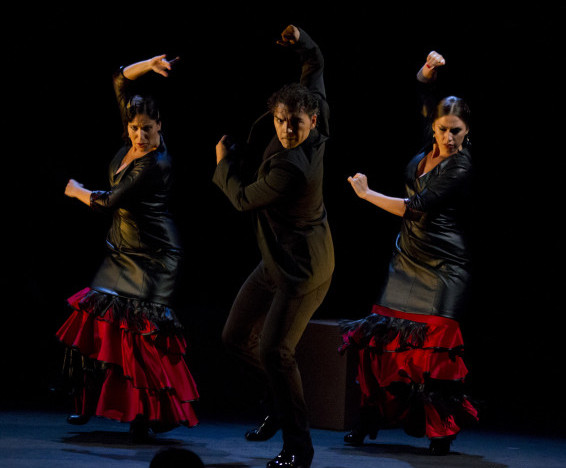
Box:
[213,25,334,468]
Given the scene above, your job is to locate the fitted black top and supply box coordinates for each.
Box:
[379,144,473,319]
[88,71,181,306]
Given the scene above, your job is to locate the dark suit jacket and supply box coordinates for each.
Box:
[213,28,334,296]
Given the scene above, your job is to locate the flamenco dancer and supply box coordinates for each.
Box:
[56,55,198,441]
[213,25,334,468]
[341,51,478,455]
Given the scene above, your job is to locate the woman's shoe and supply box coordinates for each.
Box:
[245,415,280,441]
[130,416,152,443]
[66,414,91,425]
[344,406,380,445]
[343,425,378,446]
[429,436,455,455]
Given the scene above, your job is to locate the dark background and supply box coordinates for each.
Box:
[5,3,565,435]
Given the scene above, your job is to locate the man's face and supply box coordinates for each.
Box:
[273,103,317,149]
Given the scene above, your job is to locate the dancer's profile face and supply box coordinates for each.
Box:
[273,103,317,149]
[127,114,161,152]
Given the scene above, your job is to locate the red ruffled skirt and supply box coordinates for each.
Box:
[340,305,478,439]
[56,287,199,429]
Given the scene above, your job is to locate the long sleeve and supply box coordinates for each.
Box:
[213,156,305,212]
[404,152,472,220]
[112,67,132,130]
[295,29,325,100]
[295,28,329,138]
[90,156,155,212]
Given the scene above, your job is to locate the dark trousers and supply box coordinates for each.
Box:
[222,262,331,452]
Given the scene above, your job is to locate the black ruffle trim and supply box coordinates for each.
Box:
[339,313,428,353]
[76,288,183,334]
[378,377,478,436]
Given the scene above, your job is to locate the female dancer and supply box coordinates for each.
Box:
[341,51,478,455]
[57,55,198,441]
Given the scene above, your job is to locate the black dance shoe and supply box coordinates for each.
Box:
[344,406,380,445]
[245,415,281,441]
[66,414,91,425]
[343,425,378,446]
[266,448,314,468]
[130,416,152,443]
[429,436,455,455]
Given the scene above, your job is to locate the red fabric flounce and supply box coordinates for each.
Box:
[341,304,468,385]
[56,287,199,427]
[97,367,197,428]
[342,305,478,438]
[367,305,468,385]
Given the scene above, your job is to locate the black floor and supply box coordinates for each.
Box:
[1,407,565,468]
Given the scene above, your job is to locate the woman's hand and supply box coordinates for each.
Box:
[425,50,446,70]
[347,173,370,199]
[347,173,406,216]
[277,25,300,46]
[64,179,83,198]
[64,178,93,206]
[216,135,230,164]
[123,55,180,80]
[148,54,180,77]
[420,50,446,81]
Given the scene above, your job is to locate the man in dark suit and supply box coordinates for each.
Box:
[213,24,334,468]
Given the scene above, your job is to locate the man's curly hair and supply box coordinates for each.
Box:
[267,83,319,117]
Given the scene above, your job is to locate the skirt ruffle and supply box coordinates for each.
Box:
[340,305,478,439]
[56,287,199,428]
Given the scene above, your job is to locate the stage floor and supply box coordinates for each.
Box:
[1,408,564,468]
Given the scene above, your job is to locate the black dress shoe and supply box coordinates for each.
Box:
[266,448,313,468]
[429,436,455,455]
[66,414,91,425]
[245,415,280,441]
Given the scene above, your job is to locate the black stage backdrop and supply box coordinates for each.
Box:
[5,3,565,434]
